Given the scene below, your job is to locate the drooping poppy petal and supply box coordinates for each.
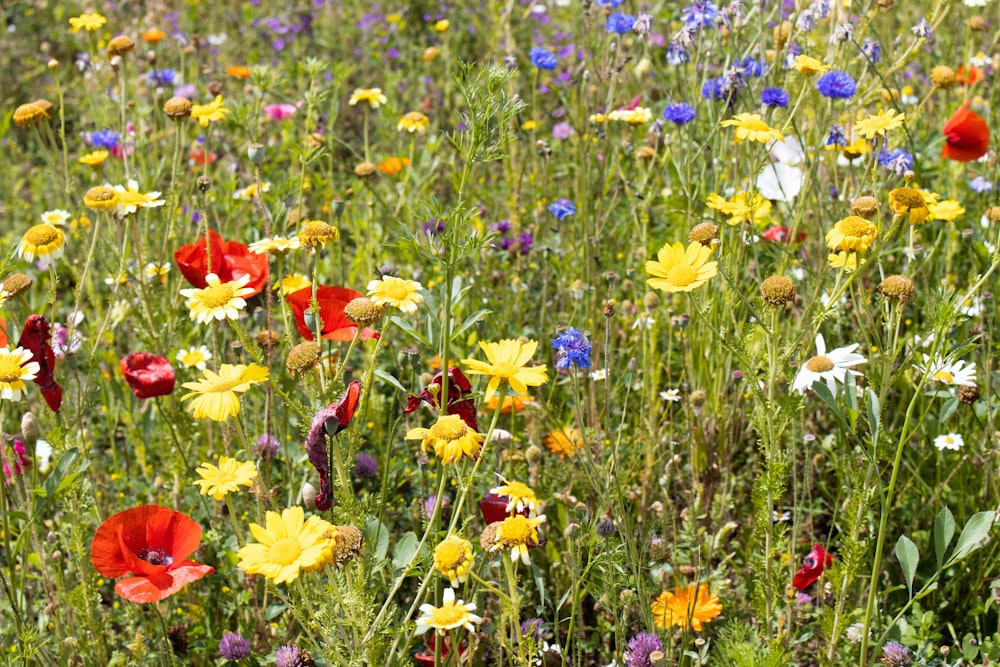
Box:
[17,315,62,412]
[304,381,363,511]
[91,505,212,603]
[942,100,990,162]
[286,285,378,342]
[792,543,833,591]
[404,368,479,430]
[174,230,268,296]
[120,352,176,399]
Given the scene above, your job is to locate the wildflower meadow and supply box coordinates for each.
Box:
[2,0,1000,665]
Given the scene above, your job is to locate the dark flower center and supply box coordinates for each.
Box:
[138,547,173,566]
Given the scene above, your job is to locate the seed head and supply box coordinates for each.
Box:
[354,162,377,178]
[2,273,32,298]
[689,222,720,246]
[343,297,384,326]
[930,66,956,88]
[106,35,136,57]
[287,342,321,377]
[851,195,879,218]
[760,275,797,306]
[877,275,915,303]
[163,96,192,119]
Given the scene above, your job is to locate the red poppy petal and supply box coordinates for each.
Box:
[112,562,212,604]
[91,519,131,577]
[221,239,268,296]
[146,507,203,564]
[286,285,369,341]
[792,569,818,591]
[943,101,990,162]
[174,230,226,289]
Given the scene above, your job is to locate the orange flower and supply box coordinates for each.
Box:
[377,156,411,176]
[142,28,164,43]
[226,65,251,79]
[955,64,984,86]
[486,394,535,414]
[544,428,583,459]
[651,584,722,631]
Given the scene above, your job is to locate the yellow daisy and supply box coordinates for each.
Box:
[19,224,65,265]
[237,507,338,584]
[398,111,430,134]
[249,236,301,256]
[855,109,905,139]
[68,12,106,33]
[720,113,784,144]
[415,588,482,635]
[825,216,878,253]
[367,275,424,314]
[181,363,269,421]
[888,187,929,225]
[608,107,653,124]
[792,55,830,76]
[461,339,549,403]
[828,251,860,272]
[83,185,118,210]
[490,479,540,516]
[433,536,475,587]
[406,414,483,464]
[491,514,546,566]
[113,179,165,215]
[190,95,230,126]
[180,273,254,324]
[928,199,965,222]
[349,88,388,109]
[645,241,718,293]
[176,345,212,370]
[274,274,312,295]
[78,150,109,168]
[0,347,40,401]
[193,456,258,500]
[706,191,771,226]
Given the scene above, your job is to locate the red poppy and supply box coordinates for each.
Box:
[304,381,362,511]
[761,225,807,244]
[189,148,217,166]
[0,318,7,348]
[792,543,833,591]
[414,635,467,666]
[90,505,213,603]
[955,64,984,86]
[942,100,990,163]
[17,315,62,413]
[404,367,478,431]
[286,285,378,342]
[120,353,176,399]
[174,229,268,296]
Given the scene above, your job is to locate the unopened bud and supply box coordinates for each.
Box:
[301,483,318,509]
[20,412,38,449]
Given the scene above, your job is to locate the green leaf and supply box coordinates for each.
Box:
[451,309,491,342]
[364,518,391,562]
[374,369,408,395]
[810,381,844,423]
[895,534,919,598]
[933,506,955,568]
[951,511,996,562]
[390,316,430,347]
[939,396,959,424]
[392,531,419,573]
[866,389,880,443]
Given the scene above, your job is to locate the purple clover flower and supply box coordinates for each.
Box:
[624,632,663,667]
[218,633,251,661]
[354,452,378,478]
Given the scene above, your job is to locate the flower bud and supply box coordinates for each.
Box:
[760,275,796,306]
[247,143,266,165]
[301,482,318,509]
[20,412,39,449]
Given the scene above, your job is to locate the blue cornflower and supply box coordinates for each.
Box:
[970,176,994,193]
[760,88,789,108]
[666,43,689,65]
[682,0,719,27]
[825,124,847,146]
[149,68,177,88]
[548,198,576,220]
[740,56,768,78]
[530,46,558,71]
[701,76,726,101]
[862,39,882,64]
[594,0,624,7]
[90,129,121,150]
[606,12,636,34]
[517,232,534,255]
[663,102,696,125]
[878,147,913,176]
[552,328,592,371]
[816,71,857,99]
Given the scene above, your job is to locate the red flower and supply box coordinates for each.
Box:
[286,285,378,342]
[942,100,990,163]
[404,367,478,431]
[120,353,176,399]
[304,381,362,511]
[90,505,213,603]
[955,64,984,86]
[17,315,62,413]
[174,229,268,297]
[761,225,807,244]
[792,543,833,591]
[189,148,217,166]
[414,635,467,666]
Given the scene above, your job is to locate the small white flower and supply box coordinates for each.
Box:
[589,368,608,381]
[792,334,867,394]
[917,356,977,388]
[756,162,803,202]
[40,209,71,227]
[35,439,53,473]
[176,345,212,371]
[631,314,654,330]
[934,433,964,451]
[659,388,681,402]
[845,622,868,644]
[971,51,993,68]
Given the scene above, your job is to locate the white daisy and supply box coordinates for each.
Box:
[176,345,212,371]
[659,388,681,402]
[917,356,977,388]
[589,368,608,381]
[40,209,71,227]
[792,334,867,394]
[934,433,964,451]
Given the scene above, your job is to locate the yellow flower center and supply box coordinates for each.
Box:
[498,516,533,544]
[435,542,466,569]
[0,357,23,383]
[25,225,59,246]
[267,538,302,566]
[182,351,205,367]
[214,469,236,486]
[383,282,412,301]
[430,417,467,441]
[933,370,954,383]
[666,264,698,287]
[200,282,238,309]
[206,376,244,393]
[427,605,467,627]
[805,355,835,373]
[840,218,870,236]
[489,362,519,379]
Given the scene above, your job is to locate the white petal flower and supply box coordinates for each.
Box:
[792,334,867,394]
[934,433,964,451]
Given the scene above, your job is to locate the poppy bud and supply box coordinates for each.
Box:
[120,353,176,399]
